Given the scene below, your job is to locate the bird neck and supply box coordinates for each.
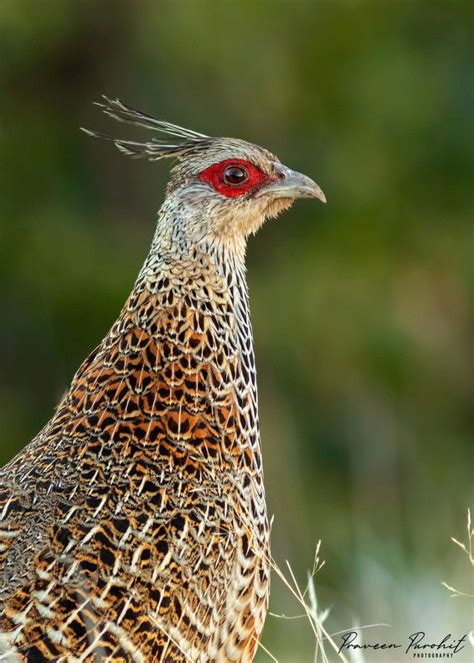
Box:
[133,222,254,377]
[46,202,263,502]
[103,203,261,470]
[149,195,249,263]
[130,199,254,368]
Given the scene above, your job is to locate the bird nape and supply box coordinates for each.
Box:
[0,97,325,663]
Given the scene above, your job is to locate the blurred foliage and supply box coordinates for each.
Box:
[0,1,472,660]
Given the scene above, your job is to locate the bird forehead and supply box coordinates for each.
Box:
[189,138,279,173]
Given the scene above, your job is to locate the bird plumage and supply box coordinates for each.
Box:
[81,97,211,161]
[0,100,324,662]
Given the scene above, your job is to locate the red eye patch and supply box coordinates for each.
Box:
[198,158,269,198]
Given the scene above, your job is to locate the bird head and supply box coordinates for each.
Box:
[83,98,325,251]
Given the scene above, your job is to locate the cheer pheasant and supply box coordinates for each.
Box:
[0,98,325,662]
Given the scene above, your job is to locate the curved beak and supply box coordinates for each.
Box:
[256,167,326,203]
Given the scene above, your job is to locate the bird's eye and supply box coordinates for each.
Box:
[223,165,248,186]
[199,159,265,197]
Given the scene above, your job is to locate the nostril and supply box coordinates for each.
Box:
[273,165,287,181]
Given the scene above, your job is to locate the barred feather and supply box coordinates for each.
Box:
[81,96,212,161]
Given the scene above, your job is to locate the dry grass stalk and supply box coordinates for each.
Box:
[441,508,474,599]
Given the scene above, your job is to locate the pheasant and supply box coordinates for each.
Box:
[0,98,325,662]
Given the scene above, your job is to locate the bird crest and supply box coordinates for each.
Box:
[82,96,211,160]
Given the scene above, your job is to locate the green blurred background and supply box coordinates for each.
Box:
[0,1,472,660]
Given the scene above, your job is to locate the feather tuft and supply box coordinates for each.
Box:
[82,98,210,161]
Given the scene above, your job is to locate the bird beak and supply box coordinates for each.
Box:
[256,167,326,203]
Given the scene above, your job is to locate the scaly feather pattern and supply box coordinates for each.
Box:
[0,99,325,662]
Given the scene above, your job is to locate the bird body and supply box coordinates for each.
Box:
[0,99,325,662]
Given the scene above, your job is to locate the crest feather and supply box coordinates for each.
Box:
[81,96,210,161]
